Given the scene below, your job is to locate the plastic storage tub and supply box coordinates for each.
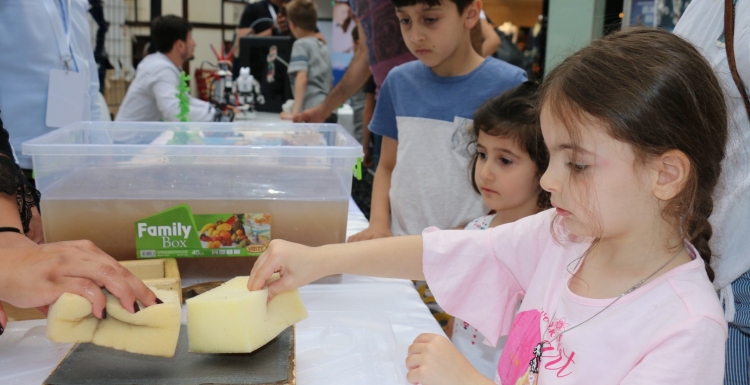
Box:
[23,122,362,278]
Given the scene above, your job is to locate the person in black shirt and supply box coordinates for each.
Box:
[237,0,289,43]
[232,0,324,79]
[234,0,324,46]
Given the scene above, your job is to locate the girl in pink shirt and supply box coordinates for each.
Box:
[248,28,728,385]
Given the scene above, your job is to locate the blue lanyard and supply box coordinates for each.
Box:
[43,0,74,71]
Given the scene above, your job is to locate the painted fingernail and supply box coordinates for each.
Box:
[0,325,4,336]
[155,298,163,304]
[102,308,107,319]
[134,302,140,313]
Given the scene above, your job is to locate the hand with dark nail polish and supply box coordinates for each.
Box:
[102,308,107,319]
[0,238,158,325]
[155,298,163,304]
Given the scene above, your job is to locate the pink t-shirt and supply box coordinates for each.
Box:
[423,209,727,385]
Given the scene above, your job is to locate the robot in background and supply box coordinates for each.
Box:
[209,44,265,122]
[236,67,265,117]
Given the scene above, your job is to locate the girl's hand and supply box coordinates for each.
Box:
[405,334,492,385]
[348,225,392,242]
[247,240,327,299]
[0,241,159,328]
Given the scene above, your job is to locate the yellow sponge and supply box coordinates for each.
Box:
[186,275,307,353]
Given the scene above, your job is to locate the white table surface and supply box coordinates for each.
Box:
[234,111,287,123]
[234,108,356,140]
[0,198,443,385]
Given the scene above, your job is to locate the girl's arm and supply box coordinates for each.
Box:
[247,234,423,295]
[249,236,497,385]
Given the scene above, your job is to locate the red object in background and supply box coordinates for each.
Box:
[194,69,216,101]
[211,43,236,63]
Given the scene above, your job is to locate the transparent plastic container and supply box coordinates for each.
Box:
[23,122,362,277]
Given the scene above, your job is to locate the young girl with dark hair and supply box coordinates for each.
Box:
[452,81,550,379]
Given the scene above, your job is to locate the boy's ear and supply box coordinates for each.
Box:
[172,39,185,54]
[463,0,482,29]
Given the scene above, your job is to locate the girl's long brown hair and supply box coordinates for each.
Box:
[540,28,728,281]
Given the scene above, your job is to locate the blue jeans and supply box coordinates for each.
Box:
[725,270,750,385]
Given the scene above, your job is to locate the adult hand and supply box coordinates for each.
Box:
[347,225,392,242]
[280,111,294,120]
[25,206,44,244]
[247,240,326,300]
[0,240,160,328]
[293,104,330,123]
[405,334,491,385]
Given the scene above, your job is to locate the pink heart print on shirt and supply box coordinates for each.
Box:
[496,310,541,385]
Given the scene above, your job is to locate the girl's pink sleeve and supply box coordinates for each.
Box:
[422,210,554,345]
[621,317,726,384]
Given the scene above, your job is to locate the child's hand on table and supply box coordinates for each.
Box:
[406,333,494,385]
[348,225,392,242]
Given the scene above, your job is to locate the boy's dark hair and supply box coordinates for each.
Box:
[392,0,474,14]
[469,81,551,210]
[541,27,727,281]
[287,0,318,32]
[151,15,192,54]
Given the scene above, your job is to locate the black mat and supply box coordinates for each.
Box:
[44,326,294,385]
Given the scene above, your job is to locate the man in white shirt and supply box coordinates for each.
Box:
[116,15,216,122]
[0,0,103,172]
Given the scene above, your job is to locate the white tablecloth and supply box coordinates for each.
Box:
[234,111,286,123]
[234,108,356,139]
[0,199,443,385]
